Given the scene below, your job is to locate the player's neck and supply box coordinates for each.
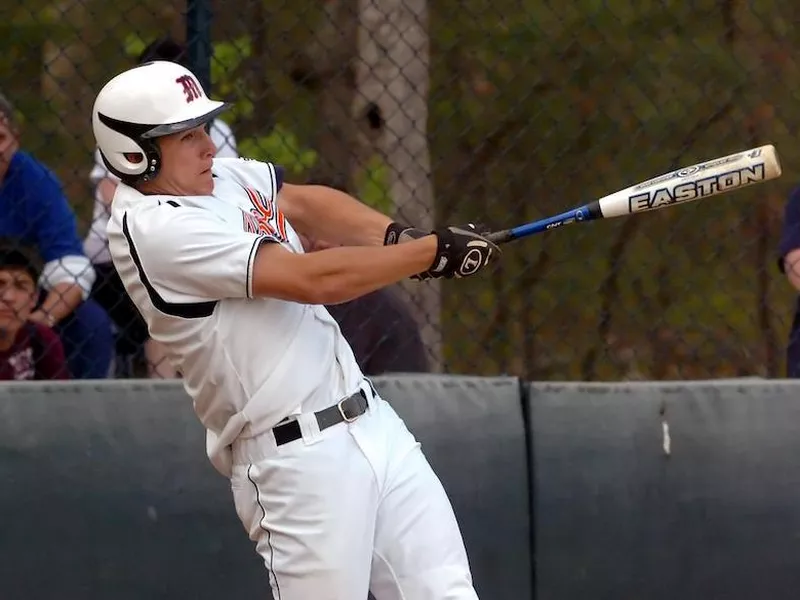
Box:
[137,180,195,197]
[137,180,170,196]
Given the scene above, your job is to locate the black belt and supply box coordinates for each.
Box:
[273,389,369,446]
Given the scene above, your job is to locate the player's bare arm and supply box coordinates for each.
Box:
[278,182,393,247]
[252,236,435,304]
[252,225,500,304]
[785,248,800,292]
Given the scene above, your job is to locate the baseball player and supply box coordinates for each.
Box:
[92,60,499,600]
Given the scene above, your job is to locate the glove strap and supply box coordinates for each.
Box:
[384,222,411,245]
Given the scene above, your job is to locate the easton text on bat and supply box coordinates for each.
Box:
[627,164,765,212]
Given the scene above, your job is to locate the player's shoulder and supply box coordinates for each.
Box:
[126,195,213,224]
[212,157,283,192]
[112,196,232,267]
[113,186,211,231]
[211,156,274,178]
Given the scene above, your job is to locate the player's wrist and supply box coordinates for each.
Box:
[425,225,500,279]
[384,222,429,246]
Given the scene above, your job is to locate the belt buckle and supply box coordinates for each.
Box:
[337,397,360,423]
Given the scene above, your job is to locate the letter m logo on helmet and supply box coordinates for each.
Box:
[176,75,202,103]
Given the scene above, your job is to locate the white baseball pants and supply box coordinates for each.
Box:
[229,383,479,600]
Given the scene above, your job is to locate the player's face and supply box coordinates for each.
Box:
[155,124,217,195]
[0,269,36,332]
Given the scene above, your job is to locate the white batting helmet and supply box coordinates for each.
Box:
[92,60,231,184]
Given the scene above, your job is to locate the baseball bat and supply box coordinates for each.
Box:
[485,144,782,244]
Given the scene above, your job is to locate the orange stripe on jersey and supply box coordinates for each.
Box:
[275,206,287,240]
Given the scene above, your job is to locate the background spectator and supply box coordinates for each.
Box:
[83,36,239,378]
[0,92,113,379]
[778,185,800,378]
[297,234,430,375]
[324,283,431,375]
[296,177,429,375]
[0,238,69,380]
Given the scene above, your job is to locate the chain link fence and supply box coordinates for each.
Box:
[1,0,799,381]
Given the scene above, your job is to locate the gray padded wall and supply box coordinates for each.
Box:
[0,376,532,600]
[530,380,800,600]
[375,375,533,600]
[0,380,268,599]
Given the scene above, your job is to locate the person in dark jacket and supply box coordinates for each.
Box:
[778,185,800,377]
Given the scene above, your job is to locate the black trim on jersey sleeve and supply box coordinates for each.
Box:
[273,164,284,193]
[122,212,218,319]
[246,236,280,299]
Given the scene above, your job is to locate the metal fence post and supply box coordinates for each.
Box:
[186,0,212,93]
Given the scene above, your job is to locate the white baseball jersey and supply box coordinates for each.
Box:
[106,157,365,477]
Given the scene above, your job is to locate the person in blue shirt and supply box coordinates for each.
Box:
[778,185,800,377]
[0,92,113,378]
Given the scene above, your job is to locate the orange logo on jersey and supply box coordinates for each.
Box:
[241,185,288,241]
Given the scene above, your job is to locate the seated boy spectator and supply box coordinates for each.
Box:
[0,91,113,379]
[0,239,69,380]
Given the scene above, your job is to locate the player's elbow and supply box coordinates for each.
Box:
[252,271,349,305]
[308,278,357,305]
[250,244,353,305]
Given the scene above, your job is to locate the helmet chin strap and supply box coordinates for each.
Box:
[135,137,162,184]
[140,156,160,182]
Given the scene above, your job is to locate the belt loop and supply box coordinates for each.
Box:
[297,412,323,446]
[362,377,377,404]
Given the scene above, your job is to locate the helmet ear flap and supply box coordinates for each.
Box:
[95,115,163,186]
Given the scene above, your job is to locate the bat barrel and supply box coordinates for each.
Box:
[481,145,782,246]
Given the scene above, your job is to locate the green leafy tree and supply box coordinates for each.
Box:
[124,32,391,211]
